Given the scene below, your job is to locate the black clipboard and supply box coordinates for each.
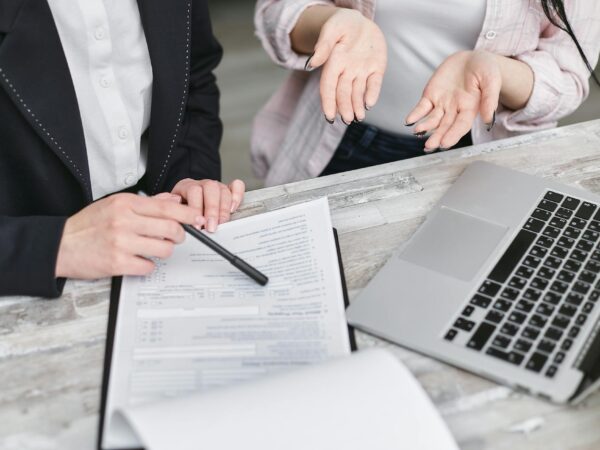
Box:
[97,228,356,450]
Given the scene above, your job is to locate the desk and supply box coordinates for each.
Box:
[3,120,600,449]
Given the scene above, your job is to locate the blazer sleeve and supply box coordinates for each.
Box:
[503,2,600,132]
[162,0,224,191]
[0,215,67,298]
[255,0,333,71]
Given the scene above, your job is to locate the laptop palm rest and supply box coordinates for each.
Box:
[399,207,508,282]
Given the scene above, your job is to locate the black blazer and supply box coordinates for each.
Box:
[0,0,223,297]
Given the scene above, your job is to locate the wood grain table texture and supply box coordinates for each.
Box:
[2,120,600,450]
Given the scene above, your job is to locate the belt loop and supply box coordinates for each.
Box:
[358,124,378,149]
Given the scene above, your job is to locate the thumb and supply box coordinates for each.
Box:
[479,74,501,130]
[306,22,340,71]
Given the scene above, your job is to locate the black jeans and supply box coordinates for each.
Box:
[321,122,473,176]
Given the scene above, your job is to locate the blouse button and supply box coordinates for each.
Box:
[485,30,498,40]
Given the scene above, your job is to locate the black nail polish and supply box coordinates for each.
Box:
[404,122,416,127]
[438,147,449,151]
[304,52,315,71]
[365,104,372,111]
[324,114,334,124]
[353,115,363,124]
[486,110,497,132]
[342,118,352,126]
[414,131,427,138]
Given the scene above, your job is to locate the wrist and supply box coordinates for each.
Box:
[494,54,534,110]
[55,217,75,278]
[291,5,339,54]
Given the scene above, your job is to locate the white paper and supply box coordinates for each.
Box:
[117,349,458,450]
[103,198,352,449]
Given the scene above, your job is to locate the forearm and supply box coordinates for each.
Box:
[290,5,337,55]
[495,54,535,111]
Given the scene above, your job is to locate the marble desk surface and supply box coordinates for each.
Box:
[3,120,600,450]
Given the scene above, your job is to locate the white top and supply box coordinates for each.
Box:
[47,0,153,200]
[365,0,487,135]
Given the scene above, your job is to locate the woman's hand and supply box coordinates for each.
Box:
[56,193,203,279]
[297,7,387,125]
[406,50,502,152]
[171,178,245,232]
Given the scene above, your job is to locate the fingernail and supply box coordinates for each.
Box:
[353,115,363,124]
[404,122,416,127]
[486,110,497,132]
[365,104,372,111]
[230,201,239,214]
[342,118,352,126]
[324,114,334,124]
[304,52,315,71]
[207,218,217,233]
[438,147,449,151]
[414,131,427,138]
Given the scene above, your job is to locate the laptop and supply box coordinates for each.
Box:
[346,161,600,404]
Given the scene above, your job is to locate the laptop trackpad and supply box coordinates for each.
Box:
[399,207,508,282]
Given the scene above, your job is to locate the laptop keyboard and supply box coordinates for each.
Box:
[444,190,600,378]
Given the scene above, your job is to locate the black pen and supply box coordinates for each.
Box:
[139,192,268,286]
[182,223,269,286]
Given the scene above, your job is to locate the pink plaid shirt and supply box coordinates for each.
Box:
[252,0,600,186]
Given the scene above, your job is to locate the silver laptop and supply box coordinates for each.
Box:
[346,161,600,404]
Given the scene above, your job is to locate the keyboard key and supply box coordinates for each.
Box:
[526,352,548,372]
[517,265,535,279]
[485,310,505,324]
[576,314,588,326]
[467,322,496,351]
[558,270,575,283]
[564,259,582,272]
[544,291,562,305]
[583,302,595,314]
[522,326,540,340]
[564,227,582,239]
[509,277,527,290]
[478,280,502,297]
[594,208,600,222]
[508,311,527,324]
[537,303,555,317]
[489,230,536,283]
[538,199,559,212]
[545,327,563,341]
[501,288,519,301]
[559,304,578,318]
[515,300,534,313]
[530,277,549,291]
[546,365,558,378]
[556,208,574,219]
[462,305,475,317]
[575,202,597,220]
[532,208,552,221]
[551,246,569,259]
[591,290,600,302]
[573,281,590,295]
[576,240,594,252]
[550,281,569,294]
[530,246,548,258]
[514,339,533,353]
[501,322,519,336]
[592,251,600,262]
[524,218,545,233]
[563,197,581,211]
[570,217,588,229]
[557,236,576,249]
[538,339,556,354]
[544,256,562,269]
[445,329,458,341]
[537,266,555,279]
[552,315,570,329]
[579,270,597,285]
[486,347,525,365]
[549,217,567,229]
[523,288,542,301]
[543,226,561,239]
[566,293,584,306]
[530,314,548,328]
[568,326,581,339]
[524,255,542,268]
[561,339,573,351]
[471,294,492,308]
[589,220,600,232]
[555,352,566,364]
[544,191,564,203]
[571,249,589,262]
[492,334,511,348]
[586,260,600,273]
[582,230,600,242]
[454,318,476,332]
[494,299,513,312]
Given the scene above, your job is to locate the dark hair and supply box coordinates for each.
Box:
[541,0,600,86]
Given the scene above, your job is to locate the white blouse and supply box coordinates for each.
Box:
[47,0,153,200]
[365,0,487,136]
